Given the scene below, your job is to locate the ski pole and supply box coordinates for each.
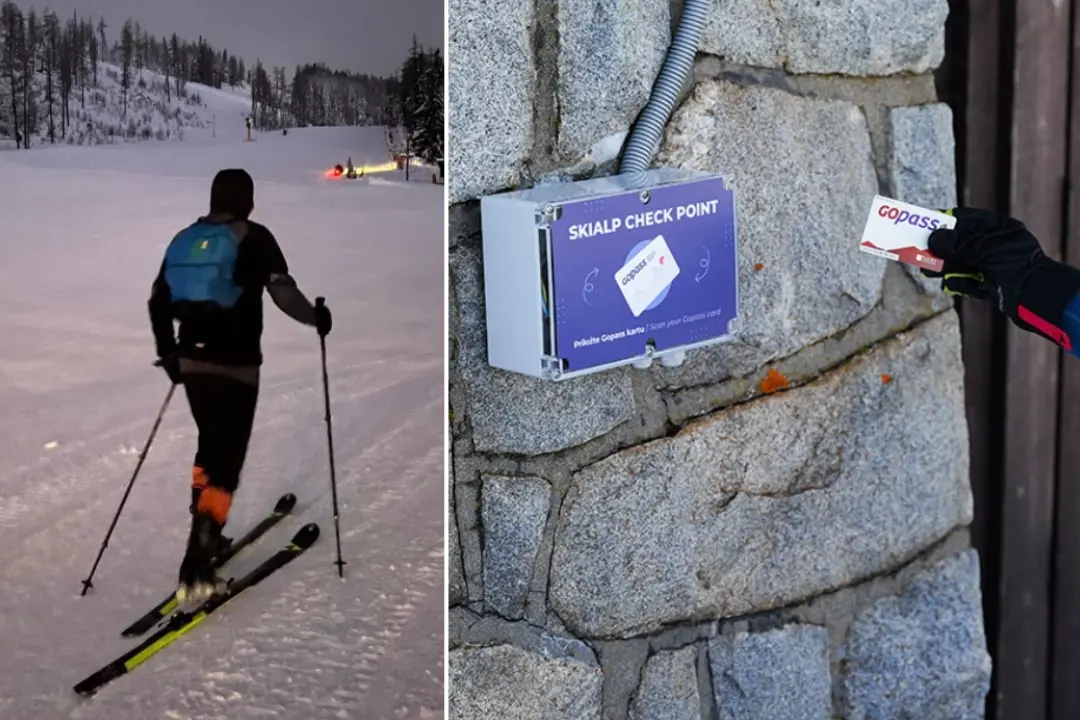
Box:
[315,297,346,577]
[81,381,177,596]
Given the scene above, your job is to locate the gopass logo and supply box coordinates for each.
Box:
[878,203,945,231]
[619,250,657,285]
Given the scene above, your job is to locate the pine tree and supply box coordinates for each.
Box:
[20,8,36,146]
[119,19,132,119]
[87,21,96,85]
[0,2,22,147]
[95,16,105,62]
[71,12,86,110]
[423,49,443,161]
[160,34,170,101]
[407,48,443,163]
[132,20,142,74]
[169,33,180,96]
[41,10,58,142]
[399,35,425,136]
[58,14,70,135]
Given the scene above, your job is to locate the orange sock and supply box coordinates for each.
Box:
[196,486,233,525]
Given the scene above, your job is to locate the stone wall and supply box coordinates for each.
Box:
[447,0,993,716]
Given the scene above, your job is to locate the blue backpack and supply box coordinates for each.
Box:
[163,220,243,309]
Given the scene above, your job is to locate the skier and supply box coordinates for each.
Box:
[345,157,356,179]
[924,207,1080,355]
[148,168,333,608]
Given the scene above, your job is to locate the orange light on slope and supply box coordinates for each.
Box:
[323,160,418,179]
[359,160,399,174]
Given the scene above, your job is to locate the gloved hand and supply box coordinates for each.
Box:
[923,207,1080,348]
[919,208,997,303]
[314,300,333,337]
[154,353,183,385]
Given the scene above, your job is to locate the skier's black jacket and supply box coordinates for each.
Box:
[148,218,316,373]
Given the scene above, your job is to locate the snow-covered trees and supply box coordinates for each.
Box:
[0,0,406,148]
[411,50,443,163]
[399,39,443,163]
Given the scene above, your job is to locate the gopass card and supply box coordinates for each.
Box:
[615,234,681,317]
[858,195,955,273]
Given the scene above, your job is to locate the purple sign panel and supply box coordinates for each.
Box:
[549,177,738,371]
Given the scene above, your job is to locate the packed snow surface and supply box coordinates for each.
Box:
[0,125,444,719]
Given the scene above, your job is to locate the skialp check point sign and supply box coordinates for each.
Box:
[548,177,738,371]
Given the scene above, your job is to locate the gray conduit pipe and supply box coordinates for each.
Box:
[619,0,712,177]
[620,0,712,369]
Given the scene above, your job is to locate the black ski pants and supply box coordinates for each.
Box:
[183,373,259,506]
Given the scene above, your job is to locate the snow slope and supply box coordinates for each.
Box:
[4,61,254,150]
[0,126,444,719]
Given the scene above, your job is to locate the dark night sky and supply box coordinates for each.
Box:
[22,0,442,77]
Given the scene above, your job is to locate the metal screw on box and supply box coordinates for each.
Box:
[640,190,651,204]
[632,342,657,370]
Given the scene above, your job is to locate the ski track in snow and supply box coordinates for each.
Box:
[0,127,444,720]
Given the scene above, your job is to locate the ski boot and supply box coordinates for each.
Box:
[191,487,233,560]
[215,532,234,559]
[176,512,227,612]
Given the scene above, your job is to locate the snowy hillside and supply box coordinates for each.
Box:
[0,3,435,157]
[1,61,253,150]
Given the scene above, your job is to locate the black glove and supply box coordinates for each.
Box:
[923,207,1080,348]
[919,208,998,303]
[314,300,332,337]
[154,353,183,385]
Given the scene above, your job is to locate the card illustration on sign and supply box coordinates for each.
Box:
[615,235,681,317]
[549,178,738,372]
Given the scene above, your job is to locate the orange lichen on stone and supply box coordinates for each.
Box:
[754,263,765,271]
[760,368,789,394]
[881,373,893,384]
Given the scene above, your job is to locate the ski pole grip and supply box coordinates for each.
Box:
[315,296,325,308]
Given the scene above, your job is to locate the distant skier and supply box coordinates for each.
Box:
[148,168,333,608]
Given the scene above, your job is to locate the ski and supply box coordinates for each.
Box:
[120,492,297,637]
[74,522,320,697]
